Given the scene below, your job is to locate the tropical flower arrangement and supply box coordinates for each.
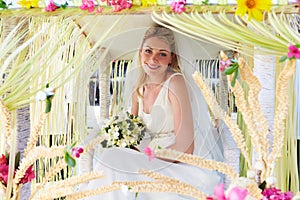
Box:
[0,84,88,200]
[99,111,146,149]
[0,152,35,198]
[206,181,294,200]
[1,0,296,22]
[194,44,300,200]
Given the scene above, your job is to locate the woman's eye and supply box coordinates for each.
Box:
[159,53,167,57]
[145,49,152,54]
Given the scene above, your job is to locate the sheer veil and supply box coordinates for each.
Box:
[123,26,224,162]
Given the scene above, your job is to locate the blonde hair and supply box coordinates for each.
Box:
[135,25,181,97]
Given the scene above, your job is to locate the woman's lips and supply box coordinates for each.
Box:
[146,64,160,70]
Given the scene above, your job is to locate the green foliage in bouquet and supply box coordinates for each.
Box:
[99,112,146,149]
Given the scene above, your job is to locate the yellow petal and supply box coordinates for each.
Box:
[256,0,272,11]
[236,5,247,16]
[249,8,263,21]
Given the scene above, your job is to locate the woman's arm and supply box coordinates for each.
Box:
[168,75,194,154]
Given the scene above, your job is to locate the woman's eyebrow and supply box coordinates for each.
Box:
[145,45,170,52]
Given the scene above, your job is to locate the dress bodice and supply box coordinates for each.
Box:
[137,73,182,150]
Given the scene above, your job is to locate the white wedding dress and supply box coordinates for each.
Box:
[85,74,222,200]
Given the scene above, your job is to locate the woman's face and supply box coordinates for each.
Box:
[140,37,172,77]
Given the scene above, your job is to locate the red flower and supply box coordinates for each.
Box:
[0,163,9,185]
[0,154,7,165]
[19,165,35,184]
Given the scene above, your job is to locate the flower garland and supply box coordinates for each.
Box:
[0,0,296,22]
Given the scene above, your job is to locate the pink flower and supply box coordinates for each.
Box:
[220,59,232,71]
[287,44,300,59]
[171,0,186,14]
[262,187,293,200]
[0,163,9,185]
[144,146,156,161]
[227,187,248,200]
[80,0,96,12]
[45,0,59,11]
[19,165,35,184]
[72,146,84,158]
[110,0,132,12]
[207,184,248,200]
[214,183,226,200]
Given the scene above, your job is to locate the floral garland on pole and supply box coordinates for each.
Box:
[0,0,297,21]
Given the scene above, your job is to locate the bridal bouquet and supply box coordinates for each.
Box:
[99,111,146,149]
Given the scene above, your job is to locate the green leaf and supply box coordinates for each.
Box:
[0,1,8,9]
[134,192,139,200]
[101,140,108,148]
[64,152,76,167]
[45,98,52,113]
[231,69,239,87]
[279,55,288,63]
[71,141,77,148]
[15,151,21,169]
[295,44,300,49]
[259,180,266,191]
[224,64,238,75]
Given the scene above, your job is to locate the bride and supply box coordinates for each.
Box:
[84,24,224,199]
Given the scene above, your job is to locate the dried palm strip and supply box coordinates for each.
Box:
[24,113,48,157]
[115,169,206,199]
[33,186,74,200]
[0,99,11,141]
[30,159,67,199]
[115,180,206,199]
[222,56,267,170]
[65,184,121,200]
[33,172,104,200]
[155,149,239,181]
[267,59,296,177]
[237,57,270,165]
[193,71,251,166]
[14,146,66,185]
[48,171,104,191]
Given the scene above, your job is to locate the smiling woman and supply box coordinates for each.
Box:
[82,24,225,200]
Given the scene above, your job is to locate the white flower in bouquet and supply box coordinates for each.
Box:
[99,111,146,149]
[0,186,4,199]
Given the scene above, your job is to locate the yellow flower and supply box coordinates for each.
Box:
[18,0,39,9]
[236,0,272,21]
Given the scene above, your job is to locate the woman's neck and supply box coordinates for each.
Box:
[146,72,169,86]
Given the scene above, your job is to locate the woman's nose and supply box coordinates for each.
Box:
[149,54,158,63]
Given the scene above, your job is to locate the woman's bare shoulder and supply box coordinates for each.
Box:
[168,73,187,92]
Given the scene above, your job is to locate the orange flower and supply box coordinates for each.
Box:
[235,0,272,21]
